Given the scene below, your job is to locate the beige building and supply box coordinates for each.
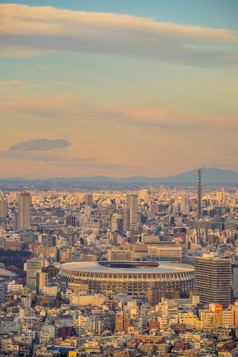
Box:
[139,189,150,203]
[178,311,199,329]
[17,191,31,230]
[37,246,57,258]
[81,254,97,262]
[85,193,93,207]
[110,213,123,233]
[148,245,184,262]
[115,311,131,332]
[108,249,132,261]
[126,194,138,230]
[36,272,48,294]
[122,208,130,232]
[194,253,231,307]
[0,197,7,219]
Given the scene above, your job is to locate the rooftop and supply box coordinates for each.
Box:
[60,261,194,274]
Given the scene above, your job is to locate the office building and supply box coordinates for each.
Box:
[148,245,184,262]
[126,194,138,230]
[122,208,130,232]
[85,193,93,207]
[108,249,132,261]
[194,254,231,307]
[26,258,43,292]
[0,197,7,219]
[36,272,48,294]
[139,189,150,204]
[110,213,123,233]
[17,191,31,230]
[232,263,238,299]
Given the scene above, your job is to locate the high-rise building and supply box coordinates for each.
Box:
[217,188,224,205]
[17,191,31,230]
[194,254,231,307]
[122,208,130,232]
[126,194,138,230]
[197,169,202,219]
[0,197,7,219]
[26,258,43,292]
[139,189,150,204]
[110,213,123,233]
[85,193,93,207]
[36,272,48,294]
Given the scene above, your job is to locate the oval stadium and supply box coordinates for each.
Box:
[57,261,194,305]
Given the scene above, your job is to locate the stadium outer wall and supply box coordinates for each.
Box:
[57,261,194,306]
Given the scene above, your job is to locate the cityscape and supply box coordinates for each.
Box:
[0,171,238,356]
[0,0,238,356]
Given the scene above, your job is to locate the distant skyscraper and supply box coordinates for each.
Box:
[122,208,130,232]
[197,169,202,219]
[194,254,231,307]
[17,191,31,230]
[26,258,43,292]
[0,197,7,219]
[139,189,150,204]
[126,194,138,230]
[216,187,224,205]
[110,213,123,233]
[85,193,93,207]
[36,272,48,294]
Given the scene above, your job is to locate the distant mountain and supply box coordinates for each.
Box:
[0,167,237,185]
[155,167,238,185]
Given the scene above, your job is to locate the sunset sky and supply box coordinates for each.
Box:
[0,0,238,178]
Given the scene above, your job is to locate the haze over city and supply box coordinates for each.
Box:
[0,0,238,178]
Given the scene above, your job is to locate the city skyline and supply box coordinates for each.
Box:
[0,0,237,178]
[0,180,238,353]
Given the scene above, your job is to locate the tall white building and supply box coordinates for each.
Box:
[17,191,31,230]
[126,194,138,230]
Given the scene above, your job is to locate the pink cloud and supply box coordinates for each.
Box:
[0,4,237,66]
[0,80,24,87]
[0,94,237,133]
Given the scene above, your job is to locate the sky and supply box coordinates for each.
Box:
[0,0,237,179]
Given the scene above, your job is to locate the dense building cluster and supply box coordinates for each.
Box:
[0,182,238,356]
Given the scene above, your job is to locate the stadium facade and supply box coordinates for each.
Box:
[57,261,194,305]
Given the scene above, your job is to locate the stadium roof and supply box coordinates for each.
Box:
[61,261,194,274]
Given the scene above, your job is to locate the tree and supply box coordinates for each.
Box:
[0,249,32,271]
[42,266,59,282]
[39,296,49,307]
[173,290,181,299]
[31,294,39,306]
